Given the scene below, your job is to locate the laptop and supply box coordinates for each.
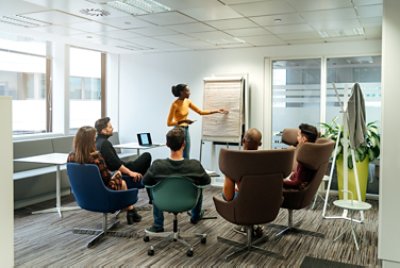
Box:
[137,133,153,146]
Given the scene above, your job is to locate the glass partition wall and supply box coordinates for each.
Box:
[326,56,382,127]
[272,58,321,148]
[271,56,381,148]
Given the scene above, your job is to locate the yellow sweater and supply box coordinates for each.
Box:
[167,98,211,127]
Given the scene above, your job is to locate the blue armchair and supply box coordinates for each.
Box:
[143,177,207,257]
[66,163,139,248]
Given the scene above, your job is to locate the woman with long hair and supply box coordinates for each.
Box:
[67,126,139,225]
[167,83,228,159]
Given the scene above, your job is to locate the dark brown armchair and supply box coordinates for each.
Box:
[213,148,294,261]
[273,138,334,238]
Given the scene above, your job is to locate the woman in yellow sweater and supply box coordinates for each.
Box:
[167,83,228,159]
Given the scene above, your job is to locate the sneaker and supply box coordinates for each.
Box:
[127,209,142,225]
[252,225,264,238]
[146,225,164,233]
[233,226,246,235]
[190,210,204,225]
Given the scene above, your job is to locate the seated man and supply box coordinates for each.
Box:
[222,128,263,237]
[143,127,211,233]
[95,117,152,222]
[222,128,262,201]
[283,123,318,189]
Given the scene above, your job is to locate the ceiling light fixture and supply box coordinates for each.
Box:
[0,15,50,28]
[107,0,171,15]
[80,8,111,17]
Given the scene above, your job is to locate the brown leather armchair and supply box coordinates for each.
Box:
[213,148,294,261]
[272,138,334,238]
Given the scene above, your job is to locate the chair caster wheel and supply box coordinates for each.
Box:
[186,249,193,257]
[143,236,150,242]
[148,249,154,256]
[201,237,206,244]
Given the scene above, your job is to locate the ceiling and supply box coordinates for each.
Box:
[0,0,383,54]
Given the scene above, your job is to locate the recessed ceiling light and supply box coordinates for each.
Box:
[0,15,51,28]
[107,0,171,15]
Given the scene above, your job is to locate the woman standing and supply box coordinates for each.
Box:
[67,126,140,225]
[167,83,228,159]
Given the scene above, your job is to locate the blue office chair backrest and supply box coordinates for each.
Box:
[67,163,138,213]
[147,177,201,214]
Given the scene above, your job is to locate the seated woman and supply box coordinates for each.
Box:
[67,126,140,225]
[283,123,318,189]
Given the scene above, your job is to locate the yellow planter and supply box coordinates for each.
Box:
[336,157,369,201]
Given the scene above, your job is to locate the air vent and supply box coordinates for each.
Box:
[80,8,111,17]
[0,15,51,28]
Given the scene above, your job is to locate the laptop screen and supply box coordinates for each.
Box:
[137,133,152,146]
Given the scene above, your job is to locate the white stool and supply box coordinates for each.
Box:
[333,199,371,250]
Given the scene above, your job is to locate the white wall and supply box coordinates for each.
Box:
[118,40,380,168]
[379,0,400,266]
[0,96,14,267]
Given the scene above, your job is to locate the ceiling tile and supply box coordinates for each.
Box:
[265,24,314,34]
[220,0,266,4]
[308,19,362,31]
[125,36,180,49]
[138,12,196,25]
[181,5,242,21]
[34,25,85,36]
[278,31,321,41]
[364,26,382,39]
[241,34,285,46]
[168,22,215,33]
[129,26,178,36]
[69,21,120,33]
[356,4,382,18]
[19,10,89,25]
[224,27,271,37]
[250,13,305,26]
[156,34,197,43]
[352,0,382,6]
[205,18,257,30]
[229,1,296,17]
[188,31,243,45]
[286,0,352,11]
[102,30,143,40]
[301,8,357,21]
[359,17,382,27]
[97,16,153,30]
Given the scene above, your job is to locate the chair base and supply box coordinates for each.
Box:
[270,224,324,238]
[270,209,324,239]
[217,226,284,261]
[72,213,135,248]
[144,214,206,257]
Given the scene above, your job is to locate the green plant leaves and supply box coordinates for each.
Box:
[320,118,380,169]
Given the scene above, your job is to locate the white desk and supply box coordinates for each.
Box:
[333,199,372,250]
[114,142,165,155]
[14,153,79,218]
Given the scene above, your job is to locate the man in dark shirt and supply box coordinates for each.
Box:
[95,117,152,222]
[143,127,211,233]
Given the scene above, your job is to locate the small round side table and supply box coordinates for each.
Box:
[333,199,372,250]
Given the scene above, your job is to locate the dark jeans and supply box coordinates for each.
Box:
[152,190,203,229]
[124,152,152,175]
[123,152,152,201]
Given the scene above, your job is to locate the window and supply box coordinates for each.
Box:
[69,47,103,131]
[326,56,381,127]
[0,38,48,135]
[272,58,321,148]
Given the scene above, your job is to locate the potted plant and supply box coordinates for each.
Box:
[320,117,380,201]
